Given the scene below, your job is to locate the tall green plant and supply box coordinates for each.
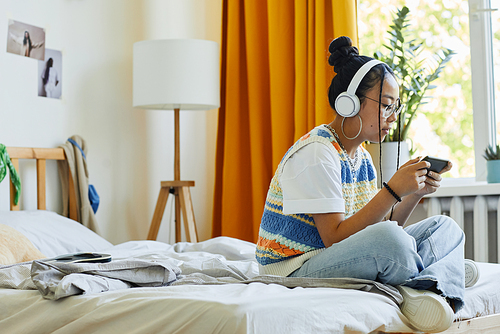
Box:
[373,6,455,142]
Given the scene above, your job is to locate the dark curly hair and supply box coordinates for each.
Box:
[327,36,394,112]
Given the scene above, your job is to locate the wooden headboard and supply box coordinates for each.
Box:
[6,147,77,220]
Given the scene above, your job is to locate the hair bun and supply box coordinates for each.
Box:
[328,36,359,71]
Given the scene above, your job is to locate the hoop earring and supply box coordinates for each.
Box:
[341,115,362,140]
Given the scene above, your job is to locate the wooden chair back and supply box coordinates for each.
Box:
[5,147,77,220]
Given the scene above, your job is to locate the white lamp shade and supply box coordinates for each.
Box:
[133,39,220,110]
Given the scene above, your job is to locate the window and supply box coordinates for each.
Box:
[358,0,498,181]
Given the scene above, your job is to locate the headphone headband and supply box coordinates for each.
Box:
[346,59,383,96]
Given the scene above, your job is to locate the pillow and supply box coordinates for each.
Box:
[0,223,46,265]
[0,210,113,257]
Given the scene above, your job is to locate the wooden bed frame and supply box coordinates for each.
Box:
[443,314,500,333]
[6,147,77,221]
[4,146,500,334]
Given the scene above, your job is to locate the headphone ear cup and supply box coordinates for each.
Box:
[335,92,360,118]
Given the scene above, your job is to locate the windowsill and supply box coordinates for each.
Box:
[424,178,500,198]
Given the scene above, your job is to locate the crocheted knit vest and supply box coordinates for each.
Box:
[255,125,378,276]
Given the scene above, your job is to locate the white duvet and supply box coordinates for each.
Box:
[0,237,499,334]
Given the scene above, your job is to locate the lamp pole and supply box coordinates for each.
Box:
[174,107,181,241]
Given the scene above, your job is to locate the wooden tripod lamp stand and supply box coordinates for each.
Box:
[133,39,220,242]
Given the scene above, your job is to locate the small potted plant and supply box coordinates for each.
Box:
[483,144,500,183]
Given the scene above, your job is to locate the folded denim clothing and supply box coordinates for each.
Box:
[31,257,181,300]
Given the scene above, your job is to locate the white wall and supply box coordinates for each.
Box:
[0,0,222,244]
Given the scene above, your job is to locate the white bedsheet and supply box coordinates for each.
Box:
[457,262,500,320]
[0,237,498,334]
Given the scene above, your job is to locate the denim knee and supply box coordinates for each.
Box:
[435,215,464,237]
[362,221,422,282]
[365,221,417,257]
[406,215,465,245]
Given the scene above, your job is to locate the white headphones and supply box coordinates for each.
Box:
[334,59,383,117]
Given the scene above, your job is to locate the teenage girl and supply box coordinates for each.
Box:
[256,36,473,333]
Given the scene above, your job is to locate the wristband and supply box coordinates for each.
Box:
[383,182,402,202]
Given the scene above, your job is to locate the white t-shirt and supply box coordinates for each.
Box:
[281,141,347,215]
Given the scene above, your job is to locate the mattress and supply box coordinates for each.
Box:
[1,236,499,334]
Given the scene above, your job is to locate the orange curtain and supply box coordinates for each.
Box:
[213,0,358,242]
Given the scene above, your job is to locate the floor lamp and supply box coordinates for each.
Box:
[133,39,220,242]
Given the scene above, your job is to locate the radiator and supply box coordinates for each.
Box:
[424,195,500,263]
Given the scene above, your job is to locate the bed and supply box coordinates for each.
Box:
[1,147,500,334]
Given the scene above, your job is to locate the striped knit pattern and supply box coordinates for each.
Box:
[256,125,378,271]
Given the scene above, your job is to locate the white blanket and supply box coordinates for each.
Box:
[1,239,401,304]
[0,237,499,334]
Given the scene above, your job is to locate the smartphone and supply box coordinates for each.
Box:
[45,252,112,264]
[421,156,450,173]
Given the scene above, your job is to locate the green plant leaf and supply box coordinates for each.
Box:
[484,144,500,160]
[377,6,455,142]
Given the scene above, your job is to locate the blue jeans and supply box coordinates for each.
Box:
[289,215,465,311]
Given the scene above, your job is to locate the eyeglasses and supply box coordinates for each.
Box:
[362,96,404,118]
